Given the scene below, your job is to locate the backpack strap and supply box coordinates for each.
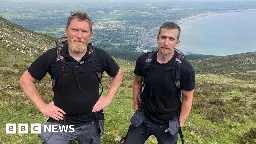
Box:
[87,44,103,96]
[55,36,67,63]
[142,51,155,74]
[173,48,185,89]
[51,37,67,88]
[141,51,155,81]
[88,44,102,82]
[52,37,103,95]
[138,51,156,103]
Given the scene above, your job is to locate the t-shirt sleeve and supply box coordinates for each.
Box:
[134,53,147,76]
[28,49,55,80]
[96,49,120,77]
[180,60,195,91]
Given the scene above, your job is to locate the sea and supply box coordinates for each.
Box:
[178,10,256,56]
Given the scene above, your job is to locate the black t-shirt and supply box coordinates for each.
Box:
[28,44,119,124]
[134,51,195,123]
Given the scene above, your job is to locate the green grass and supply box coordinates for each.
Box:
[1,58,255,143]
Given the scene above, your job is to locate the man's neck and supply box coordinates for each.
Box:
[157,51,174,64]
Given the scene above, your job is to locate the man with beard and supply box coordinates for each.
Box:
[19,11,123,144]
[124,22,195,144]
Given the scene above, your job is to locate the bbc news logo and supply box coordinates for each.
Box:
[6,123,75,134]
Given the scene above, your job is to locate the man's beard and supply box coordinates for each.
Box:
[69,38,87,53]
[159,47,171,56]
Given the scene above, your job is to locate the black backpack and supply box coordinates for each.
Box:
[51,37,103,95]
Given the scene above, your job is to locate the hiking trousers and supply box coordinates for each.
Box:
[125,108,179,144]
[38,121,102,144]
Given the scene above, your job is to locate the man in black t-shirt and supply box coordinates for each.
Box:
[125,22,195,144]
[19,11,123,144]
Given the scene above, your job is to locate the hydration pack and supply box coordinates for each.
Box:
[139,49,185,102]
[51,37,103,95]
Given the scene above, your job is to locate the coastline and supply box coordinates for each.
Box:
[178,9,256,56]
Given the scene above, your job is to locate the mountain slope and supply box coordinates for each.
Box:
[0,16,56,58]
[192,52,256,74]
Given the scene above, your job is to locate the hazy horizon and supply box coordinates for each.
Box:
[2,0,256,3]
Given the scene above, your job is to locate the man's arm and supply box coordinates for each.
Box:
[105,68,123,100]
[179,89,194,127]
[92,68,123,112]
[19,70,65,120]
[133,75,143,112]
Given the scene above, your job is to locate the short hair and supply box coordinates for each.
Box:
[66,11,93,32]
[158,22,181,39]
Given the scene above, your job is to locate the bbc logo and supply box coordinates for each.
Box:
[6,123,42,134]
[6,123,75,134]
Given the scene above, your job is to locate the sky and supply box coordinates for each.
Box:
[2,0,254,2]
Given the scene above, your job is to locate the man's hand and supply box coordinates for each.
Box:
[134,102,139,112]
[92,96,112,112]
[165,120,184,133]
[38,102,66,121]
[179,120,185,127]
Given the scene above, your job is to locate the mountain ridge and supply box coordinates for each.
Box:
[0,16,56,58]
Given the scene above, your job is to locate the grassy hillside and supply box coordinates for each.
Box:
[192,52,256,74]
[0,16,56,58]
[0,17,255,144]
